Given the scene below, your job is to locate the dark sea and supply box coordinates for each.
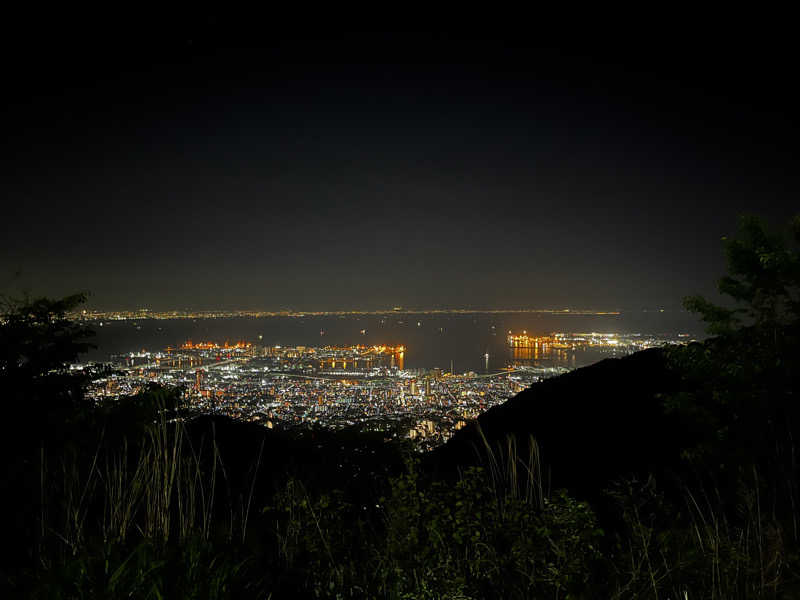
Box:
[83,311,704,374]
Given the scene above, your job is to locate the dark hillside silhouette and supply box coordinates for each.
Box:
[430,348,686,501]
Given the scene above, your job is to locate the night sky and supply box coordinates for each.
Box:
[2,26,797,311]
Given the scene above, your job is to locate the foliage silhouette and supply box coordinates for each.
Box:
[684,214,800,335]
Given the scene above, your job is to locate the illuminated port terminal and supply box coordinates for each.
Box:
[508,332,556,347]
[508,331,692,353]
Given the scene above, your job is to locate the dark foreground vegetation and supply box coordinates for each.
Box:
[2,215,799,599]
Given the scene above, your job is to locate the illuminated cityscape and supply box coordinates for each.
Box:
[79,331,690,450]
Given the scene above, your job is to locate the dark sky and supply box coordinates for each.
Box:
[2,25,797,311]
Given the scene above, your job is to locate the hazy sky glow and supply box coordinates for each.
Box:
[2,28,797,310]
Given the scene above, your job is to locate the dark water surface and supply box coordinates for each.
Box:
[83,311,703,373]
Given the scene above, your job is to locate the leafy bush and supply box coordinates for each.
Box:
[267,451,602,599]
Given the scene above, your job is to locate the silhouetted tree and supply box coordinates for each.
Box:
[0,293,98,429]
[0,294,100,576]
[684,214,800,336]
[668,215,800,527]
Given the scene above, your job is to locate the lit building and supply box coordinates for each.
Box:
[194,369,206,392]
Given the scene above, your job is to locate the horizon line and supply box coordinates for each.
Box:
[69,307,660,319]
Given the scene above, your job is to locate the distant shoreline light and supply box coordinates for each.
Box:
[70,308,626,321]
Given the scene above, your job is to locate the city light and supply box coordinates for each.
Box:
[81,331,690,451]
